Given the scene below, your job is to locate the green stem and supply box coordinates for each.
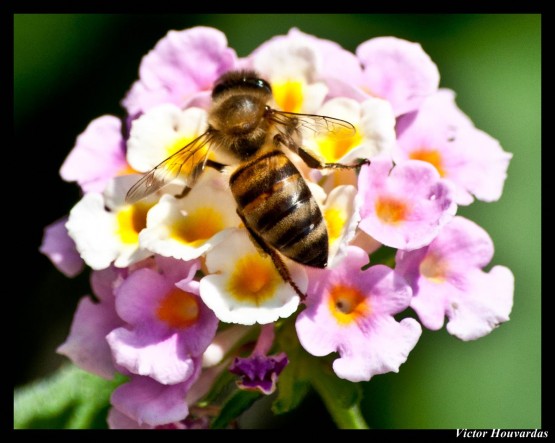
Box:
[310,370,370,429]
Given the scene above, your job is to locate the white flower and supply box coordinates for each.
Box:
[305,97,396,167]
[199,228,306,325]
[139,169,241,261]
[322,185,361,267]
[66,175,155,269]
[127,104,209,174]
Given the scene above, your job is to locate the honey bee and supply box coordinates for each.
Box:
[126,70,368,298]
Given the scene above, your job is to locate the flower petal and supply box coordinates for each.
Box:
[122,27,237,115]
[111,372,198,427]
[57,293,121,379]
[107,327,196,385]
[446,266,514,341]
[39,217,84,277]
[357,37,440,116]
[60,115,127,193]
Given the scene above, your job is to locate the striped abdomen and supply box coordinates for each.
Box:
[230,150,328,268]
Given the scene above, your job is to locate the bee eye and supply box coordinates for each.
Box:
[212,71,272,99]
[244,78,272,94]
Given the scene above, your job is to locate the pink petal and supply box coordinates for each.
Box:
[358,159,456,250]
[409,277,454,331]
[114,268,172,326]
[59,115,127,193]
[448,128,512,203]
[107,407,154,429]
[425,216,495,273]
[333,317,422,382]
[395,89,512,205]
[57,294,122,379]
[446,266,514,341]
[356,37,439,116]
[111,373,197,427]
[122,27,237,115]
[106,327,195,385]
[39,217,84,278]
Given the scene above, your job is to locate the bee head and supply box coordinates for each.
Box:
[212,70,272,99]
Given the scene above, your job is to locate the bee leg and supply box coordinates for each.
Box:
[174,186,193,199]
[295,147,370,170]
[174,160,229,199]
[205,159,228,172]
[236,209,307,301]
[274,134,370,170]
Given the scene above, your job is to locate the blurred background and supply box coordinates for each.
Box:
[15,14,540,429]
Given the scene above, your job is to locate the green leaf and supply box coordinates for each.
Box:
[272,317,310,414]
[308,358,368,429]
[210,390,262,429]
[365,245,397,269]
[14,363,125,429]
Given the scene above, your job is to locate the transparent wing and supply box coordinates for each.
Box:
[125,132,214,204]
[268,109,356,140]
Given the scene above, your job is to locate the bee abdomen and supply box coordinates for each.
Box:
[230,151,328,268]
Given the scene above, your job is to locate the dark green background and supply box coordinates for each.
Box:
[15,14,541,429]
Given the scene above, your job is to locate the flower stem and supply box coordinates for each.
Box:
[309,360,369,429]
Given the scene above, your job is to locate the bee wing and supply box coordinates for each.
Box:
[269,110,356,140]
[125,132,213,204]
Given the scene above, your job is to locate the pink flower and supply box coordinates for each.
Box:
[122,27,237,116]
[106,257,218,385]
[395,216,514,340]
[296,246,421,382]
[57,267,126,379]
[358,158,457,250]
[110,366,200,427]
[59,115,129,194]
[356,37,440,116]
[394,89,512,205]
[39,217,84,278]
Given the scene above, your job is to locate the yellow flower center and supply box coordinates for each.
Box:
[116,203,151,244]
[324,207,346,246]
[156,288,200,329]
[328,284,369,325]
[419,252,448,283]
[316,128,363,163]
[272,79,304,113]
[409,149,445,177]
[226,253,281,305]
[375,197,409,225]
[165,135,209,176]
[170,207,224,247]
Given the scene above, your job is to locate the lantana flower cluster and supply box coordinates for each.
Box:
[40,27,514,429]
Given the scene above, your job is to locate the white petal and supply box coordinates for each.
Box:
[66,193,120,270]
[200,229,305,325]
[139,170,240,260]
[127,104,208,172]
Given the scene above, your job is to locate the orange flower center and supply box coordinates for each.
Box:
[410,149,445,177]
[328,284,369,325]
[156,288,200,329]
[375,197,408,224]
[226,253,281,305]
[419,252,448,283]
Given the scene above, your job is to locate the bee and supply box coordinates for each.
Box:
[126,70,368,298]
